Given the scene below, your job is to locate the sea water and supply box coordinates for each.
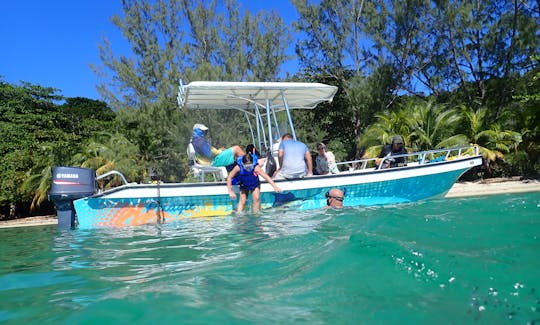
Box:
[1,192,539,324]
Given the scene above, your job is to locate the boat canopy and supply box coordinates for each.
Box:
[177,80,338,152]
[178,81,338,113]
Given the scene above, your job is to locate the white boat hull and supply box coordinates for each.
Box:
[72,156,482,228]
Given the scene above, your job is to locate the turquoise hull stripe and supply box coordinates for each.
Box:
[74,168,466,229]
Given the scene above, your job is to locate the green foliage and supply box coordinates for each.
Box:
[92,0,292,182]
[0,80,118,217]
[2,0,539,218]
[360,99,468,157]
[359,98,523,177]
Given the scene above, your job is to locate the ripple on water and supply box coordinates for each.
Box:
[1,192,539,324]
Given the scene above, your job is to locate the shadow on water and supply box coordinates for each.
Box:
[1,192,539,323]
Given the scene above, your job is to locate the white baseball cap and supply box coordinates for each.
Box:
[193,123,209,131]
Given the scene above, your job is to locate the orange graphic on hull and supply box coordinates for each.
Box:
[97,203,174,227]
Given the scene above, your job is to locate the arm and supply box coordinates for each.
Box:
[375,146,390,166]
[326,152,336,165]
[304,151,313,176]
[255,166,282,192]
[226,166,240,200]
[275,149,284,176]
[327,152,339,174]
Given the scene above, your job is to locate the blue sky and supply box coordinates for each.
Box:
[0,1,297,101]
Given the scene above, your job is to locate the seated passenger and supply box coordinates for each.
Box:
[315,142,339,175]
[274,133,313,179]
[375,135,408,168]
[191,123,244,169]
[227,151,282,213]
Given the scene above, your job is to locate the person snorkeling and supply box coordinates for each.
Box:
[227,150,282,213]
[325,188,344,209]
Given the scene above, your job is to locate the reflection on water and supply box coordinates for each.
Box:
[1,192,539,324]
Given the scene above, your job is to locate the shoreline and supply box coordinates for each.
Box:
[444,178,540,198]
[1,178,539,229]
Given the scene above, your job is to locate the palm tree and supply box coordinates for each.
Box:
[21,140,75,211]
[360,99,467,158]
[71,132,143,188]
[459,105,522,174]
[406,101,467,151]
[359,109,411,158]
[21,145,55,211]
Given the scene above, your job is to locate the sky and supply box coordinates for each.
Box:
[0,1,297,101]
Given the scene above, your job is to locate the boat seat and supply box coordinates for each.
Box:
[187,143,227,182]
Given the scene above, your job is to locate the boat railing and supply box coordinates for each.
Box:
[334,145,480,173]
[96,170,130,191]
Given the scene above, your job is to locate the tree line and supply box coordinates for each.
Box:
[1,0,538,219]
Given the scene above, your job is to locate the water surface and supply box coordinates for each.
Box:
[1,192,539,324]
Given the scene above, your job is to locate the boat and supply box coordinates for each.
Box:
[49,81,483,229]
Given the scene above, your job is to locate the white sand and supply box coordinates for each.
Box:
[445,179,540,198]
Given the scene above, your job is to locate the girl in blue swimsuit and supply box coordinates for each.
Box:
[227,150,281,213]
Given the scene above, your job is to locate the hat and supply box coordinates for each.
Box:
[193,123,208,131]
[392,135,404,144]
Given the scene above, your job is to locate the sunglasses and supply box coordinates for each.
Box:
[328,196,344,201]
[317,147,325,150]
[325,191,344,202]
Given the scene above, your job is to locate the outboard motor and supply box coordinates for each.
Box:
[49,167,96,229]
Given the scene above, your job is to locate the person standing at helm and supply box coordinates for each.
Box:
[190,123,244,168]
[375,135,408,168]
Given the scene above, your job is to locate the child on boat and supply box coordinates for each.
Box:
[227,150,282,213]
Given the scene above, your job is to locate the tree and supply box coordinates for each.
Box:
[458,105,522,175]
[293,0,399,155]
[511,56,540,175]
[360,99,468,157]
[93,0,292,181]
[0,81,67,217]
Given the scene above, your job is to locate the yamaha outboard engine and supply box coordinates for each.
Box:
[49,167,96,229]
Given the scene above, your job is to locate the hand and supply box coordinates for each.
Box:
[228,191,236,200]
[274,186,282,193]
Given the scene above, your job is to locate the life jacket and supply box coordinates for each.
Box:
[235,155,260,191]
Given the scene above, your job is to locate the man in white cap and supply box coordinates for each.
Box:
[191,123,244,168]
[375,135,408,168]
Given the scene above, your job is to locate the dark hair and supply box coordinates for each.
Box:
[245,144,260,157]
[281,133,293,140]
[243,152,253,164]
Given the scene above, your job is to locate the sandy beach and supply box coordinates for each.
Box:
[445,178,540,198]
[1,178,539,229]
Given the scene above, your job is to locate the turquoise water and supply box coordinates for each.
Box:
[1,192,539,324]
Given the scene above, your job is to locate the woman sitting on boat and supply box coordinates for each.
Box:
[191,123,244,169]
[227,150,282,213]
[315,142,339,175]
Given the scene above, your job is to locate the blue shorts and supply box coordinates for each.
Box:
[212,147,235,167]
